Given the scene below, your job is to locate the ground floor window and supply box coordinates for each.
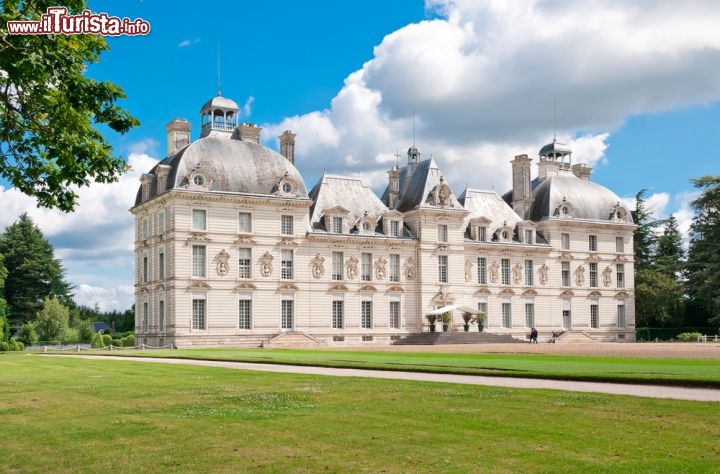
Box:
[239,298,252,330]
[332,300,344,329]
[192,296,206,330]
[158,300,165,333]
[524,303,535,328]
[617,303,626,328]
[389,300,401,329]
[477,302,487,325]
[501,302,511,328]
[142,301,148,332]
[590,302,599,328]
[281,299,294,330]
[361,300,372,329]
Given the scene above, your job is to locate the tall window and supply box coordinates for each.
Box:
[477,257,487,284]
[616,264,625,288]
[524,260,533,286]
[438,255,448,283]
[501,259,510,285]
[158,300,165,332]
[332,216,343,233]
[477,226,487,242]
[361,253,372,281]
[332,252,344,281]
[501,302,511,328]
[192,209,206,231]
[332,300,344,329]
[390,220,400,237]
[192,245,206,277]
[157,211,165,234]
[389,254,400,282]
[141,217,149,239]
[617,303,626,328]
[238,212,252,233]
[438,224,448,242]
[524,229,533,244]
[238,298,252,330]
[142,255,148,283]
[588,234,597,252]
[477,302,488,322]
[281,250,293,280]
[589,262,598,287]
[192,296,206,330]
[361,301,373,329]
[561,261,570,287]
[616,236,624,253]
[142,302,148,332]
[389,301,401,329]
[158,250,165,280]
[281,299,293,329]
[590,302,599,328]
[281,215,294,235]
[238,248,251,278]
[561,233,570,250]
[525,303,535,327]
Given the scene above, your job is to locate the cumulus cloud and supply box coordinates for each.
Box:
[263,0,720,195]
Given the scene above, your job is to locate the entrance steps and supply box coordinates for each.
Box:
[393,331,524,345]
[554,330,595,343]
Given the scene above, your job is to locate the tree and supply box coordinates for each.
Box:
[655,215,685,278]
[686,176,720,326]
[0,254,8,341]
[0,214,72,326]
[0,0,138,211]
[634,268,684,327]
[631,189,661,271]
[18,321,38,346]
[34,297,69,342]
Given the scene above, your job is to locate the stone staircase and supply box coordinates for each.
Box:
[554,330,595,343]
[393,331,525,345]
[262,331,325,348]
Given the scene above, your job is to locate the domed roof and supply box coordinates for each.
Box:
[539,139,572,158]
[528,175,633,223]
[201,95,239,111]
[135,136,308,205]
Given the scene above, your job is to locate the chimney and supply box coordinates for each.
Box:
[511,154,532,219]
[165,119,190,156]
[572,163,592,181]
[387,165,400,209]
[238,123,261,144]
[279,130,296,164]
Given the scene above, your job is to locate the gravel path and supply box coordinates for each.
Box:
[45,353,720,402]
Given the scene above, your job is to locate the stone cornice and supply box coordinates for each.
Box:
[306,233,417,247]
[131,189,312,213]
[465,242,551,255]
[536,219,636,232]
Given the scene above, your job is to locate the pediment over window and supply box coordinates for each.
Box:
[498,288,515,296]
[615,291,629,299]
[277,283,299,291]
[386,285,405,293]
[154,284,165,291]
[559,290,575,298]
[475,287,491,295]
[187,281,211,290]
[358,284,377,292]
[588,290,602,298]
[234,282,257,290]
[328,284,348,292]
[522,289,538,296]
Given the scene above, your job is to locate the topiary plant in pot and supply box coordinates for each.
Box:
[473,313,486,332]
[426,314,437,332]
[441,312,453,332]
[462,312,473,332]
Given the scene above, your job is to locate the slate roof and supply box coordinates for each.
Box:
[381,158,464,212]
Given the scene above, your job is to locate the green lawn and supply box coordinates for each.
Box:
[1,353,719,473]
[78,347,720,387]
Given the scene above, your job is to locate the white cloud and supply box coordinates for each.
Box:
[242,96,255,118]
[178,38,200,48]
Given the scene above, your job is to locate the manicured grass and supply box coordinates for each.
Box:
[79,348,720,387]
[1,353,719,473]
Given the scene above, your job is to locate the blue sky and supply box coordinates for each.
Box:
[2,0,720,311]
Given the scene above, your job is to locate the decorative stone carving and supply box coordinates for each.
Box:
[346,255,359,280]
[215,249,230,276]
[538,264,549,285]
[375,256,387,281]
[574,264,585,286]
[512,264,523,285]
[489,261,500,283]
[602,266,613,287]
[259,251,273,277]
[403,257,416,281]
[464,260,472,282]
[310,254,325,279]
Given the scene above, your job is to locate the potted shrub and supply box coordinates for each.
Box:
[426,314,437,332]
[462,312,473,332]
[441,312,453,332]
[473,313,486,332]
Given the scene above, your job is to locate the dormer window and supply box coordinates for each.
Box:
[277,173,296,196]
[193,175,205,187]
[332,217,343,234]
[188,171,210,190]
[553,198,574,218]
[496,222,514,243]
[525,229,534,244]
[478,226,487,242]
[390,220,400,237]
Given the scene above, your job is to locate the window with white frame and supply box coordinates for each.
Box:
[281,295,293,329]
[561,233,570,250]
[192,209,207,231]
[238,296,252,330]
[590,302,599,328]
[361,300,373,329]
[501,258,510,285]
[477,257,487,284]
[158,250,165,280]
[617,302,626,328]
[281,250,293,280]
[589,234,597,251]
[192,293,207,330]
[238,212,252,233]
[561,261,570,287]
[616,264,625,288]
[438,224,448,242]
[477,226,487,242]
[361,253,372,282]
[332,252,344,281]
[281,215,293,235]
[524,260,533,286]
[389,254,400,282]
[389,300,401,329]
[616,236,624,253]
[238,248,251,278]
[332,216,343,234]
[501,302,511,328]
[589,262,598,287]
[524,229,533,244]
[525,302,535,327]
[390,220,400,237]
[158,300,165,332]
[332,299,344,329]
[157,211,165,234]
[438,255,448,283]
[192,245,206,278]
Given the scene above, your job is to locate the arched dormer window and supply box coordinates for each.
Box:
[277,172,296,196]
[553,197,574,218]
[495,221,514,242]
[609,202,629,222]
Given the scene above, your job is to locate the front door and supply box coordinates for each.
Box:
[562,310,571,330]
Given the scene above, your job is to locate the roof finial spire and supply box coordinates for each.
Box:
[217,46,222,96]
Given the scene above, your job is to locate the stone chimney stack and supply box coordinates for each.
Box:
[238,123,261,144]
[511,154,533,219]
[572,163,592,181]
[387,165,400,209]
[279,130,296,165]
[166,119,190,156]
